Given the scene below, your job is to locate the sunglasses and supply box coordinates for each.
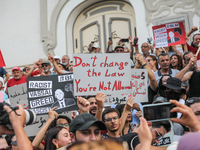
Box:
[115,49,124,52]
[42,64,49,67]
[11,141,17,146]
[154,128,163,141]
[147,59,153,62]
[57,123,69,128]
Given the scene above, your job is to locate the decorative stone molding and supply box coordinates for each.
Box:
[143,0,200,25]
[40,0,69,55]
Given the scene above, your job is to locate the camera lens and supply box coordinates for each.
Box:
[24,109,37,125]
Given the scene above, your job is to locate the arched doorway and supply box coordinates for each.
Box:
[73,1,136,53]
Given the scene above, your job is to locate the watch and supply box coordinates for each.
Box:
[141,63,147,68]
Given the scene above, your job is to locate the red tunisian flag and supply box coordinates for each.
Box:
[0,50,6,68]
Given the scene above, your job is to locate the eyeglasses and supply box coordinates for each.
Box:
[42,64,49,67]
[104,116,119,122]
[11,141,17,146]
[57,123,69,128]
[115,49,124,52]
[147,59,153,62]
[154,128,163,141]
[141,46,149,48]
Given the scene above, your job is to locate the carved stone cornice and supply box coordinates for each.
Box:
[143,0,200,25]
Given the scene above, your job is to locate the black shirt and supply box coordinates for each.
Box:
[101,132,140,150]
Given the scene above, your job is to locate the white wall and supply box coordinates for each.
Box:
[0,0,46,68]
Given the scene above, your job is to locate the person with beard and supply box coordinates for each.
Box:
[40,60,55,76]
[62,55,70,71]
[86,95,98,116]
[154,53,179,86]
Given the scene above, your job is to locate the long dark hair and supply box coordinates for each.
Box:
[44,126,64,150]
[170,54,183,70]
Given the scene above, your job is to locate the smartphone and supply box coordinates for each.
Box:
[109,37,112,42]
[133,37,138,46]
[142,102,177,122]
[121,38,129,42]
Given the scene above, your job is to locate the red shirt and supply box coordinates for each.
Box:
[187,43,200,60]
[31,70,40,77]
[7,76,27,88]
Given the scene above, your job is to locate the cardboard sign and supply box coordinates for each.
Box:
[152,22,186,48]
[8,83,29,109]
[27,73,78,115]
[104,69,148,106]
[73,53,132,96]
[24,111,71,136]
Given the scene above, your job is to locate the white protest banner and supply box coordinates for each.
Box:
[24,114,48,137]
[8,83,28,109]
[104,69,148,106]
[73,53,132,96]
[129,69,148,103]
[24,112,71,136]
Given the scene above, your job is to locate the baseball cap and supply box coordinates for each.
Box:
[70,113,106,133]
[12,67,21,72]
[54,56,61,61]
[41,60,51,65]
[114,45,124,51]
[92,43,100,48]
[160,77,186,94]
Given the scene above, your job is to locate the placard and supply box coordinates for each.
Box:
[73,53,132,96]
[27,73,78,115]
[104,69,148,106]
[8,83,29,109]
[24,111,71,136]
[152,22,186,48]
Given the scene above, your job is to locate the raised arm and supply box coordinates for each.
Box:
[26,62,38,77]
[118,97,134,135]
[77,96,90,114]
[175,56,196,81]
[4,104,32,150]
[106,41,113,53]
[95,92,106,121]
[4,72,10,83]
[171,45,183,58]
[186,26,198,37]
[32,107,58,150]
[135,54,157,91]
[48,53,63,74]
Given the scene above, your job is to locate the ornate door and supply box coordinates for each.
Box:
[73,1,136,53]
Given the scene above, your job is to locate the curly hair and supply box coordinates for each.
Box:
[170,54,183,70]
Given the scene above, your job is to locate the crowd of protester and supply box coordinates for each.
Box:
[0,26,200,150]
